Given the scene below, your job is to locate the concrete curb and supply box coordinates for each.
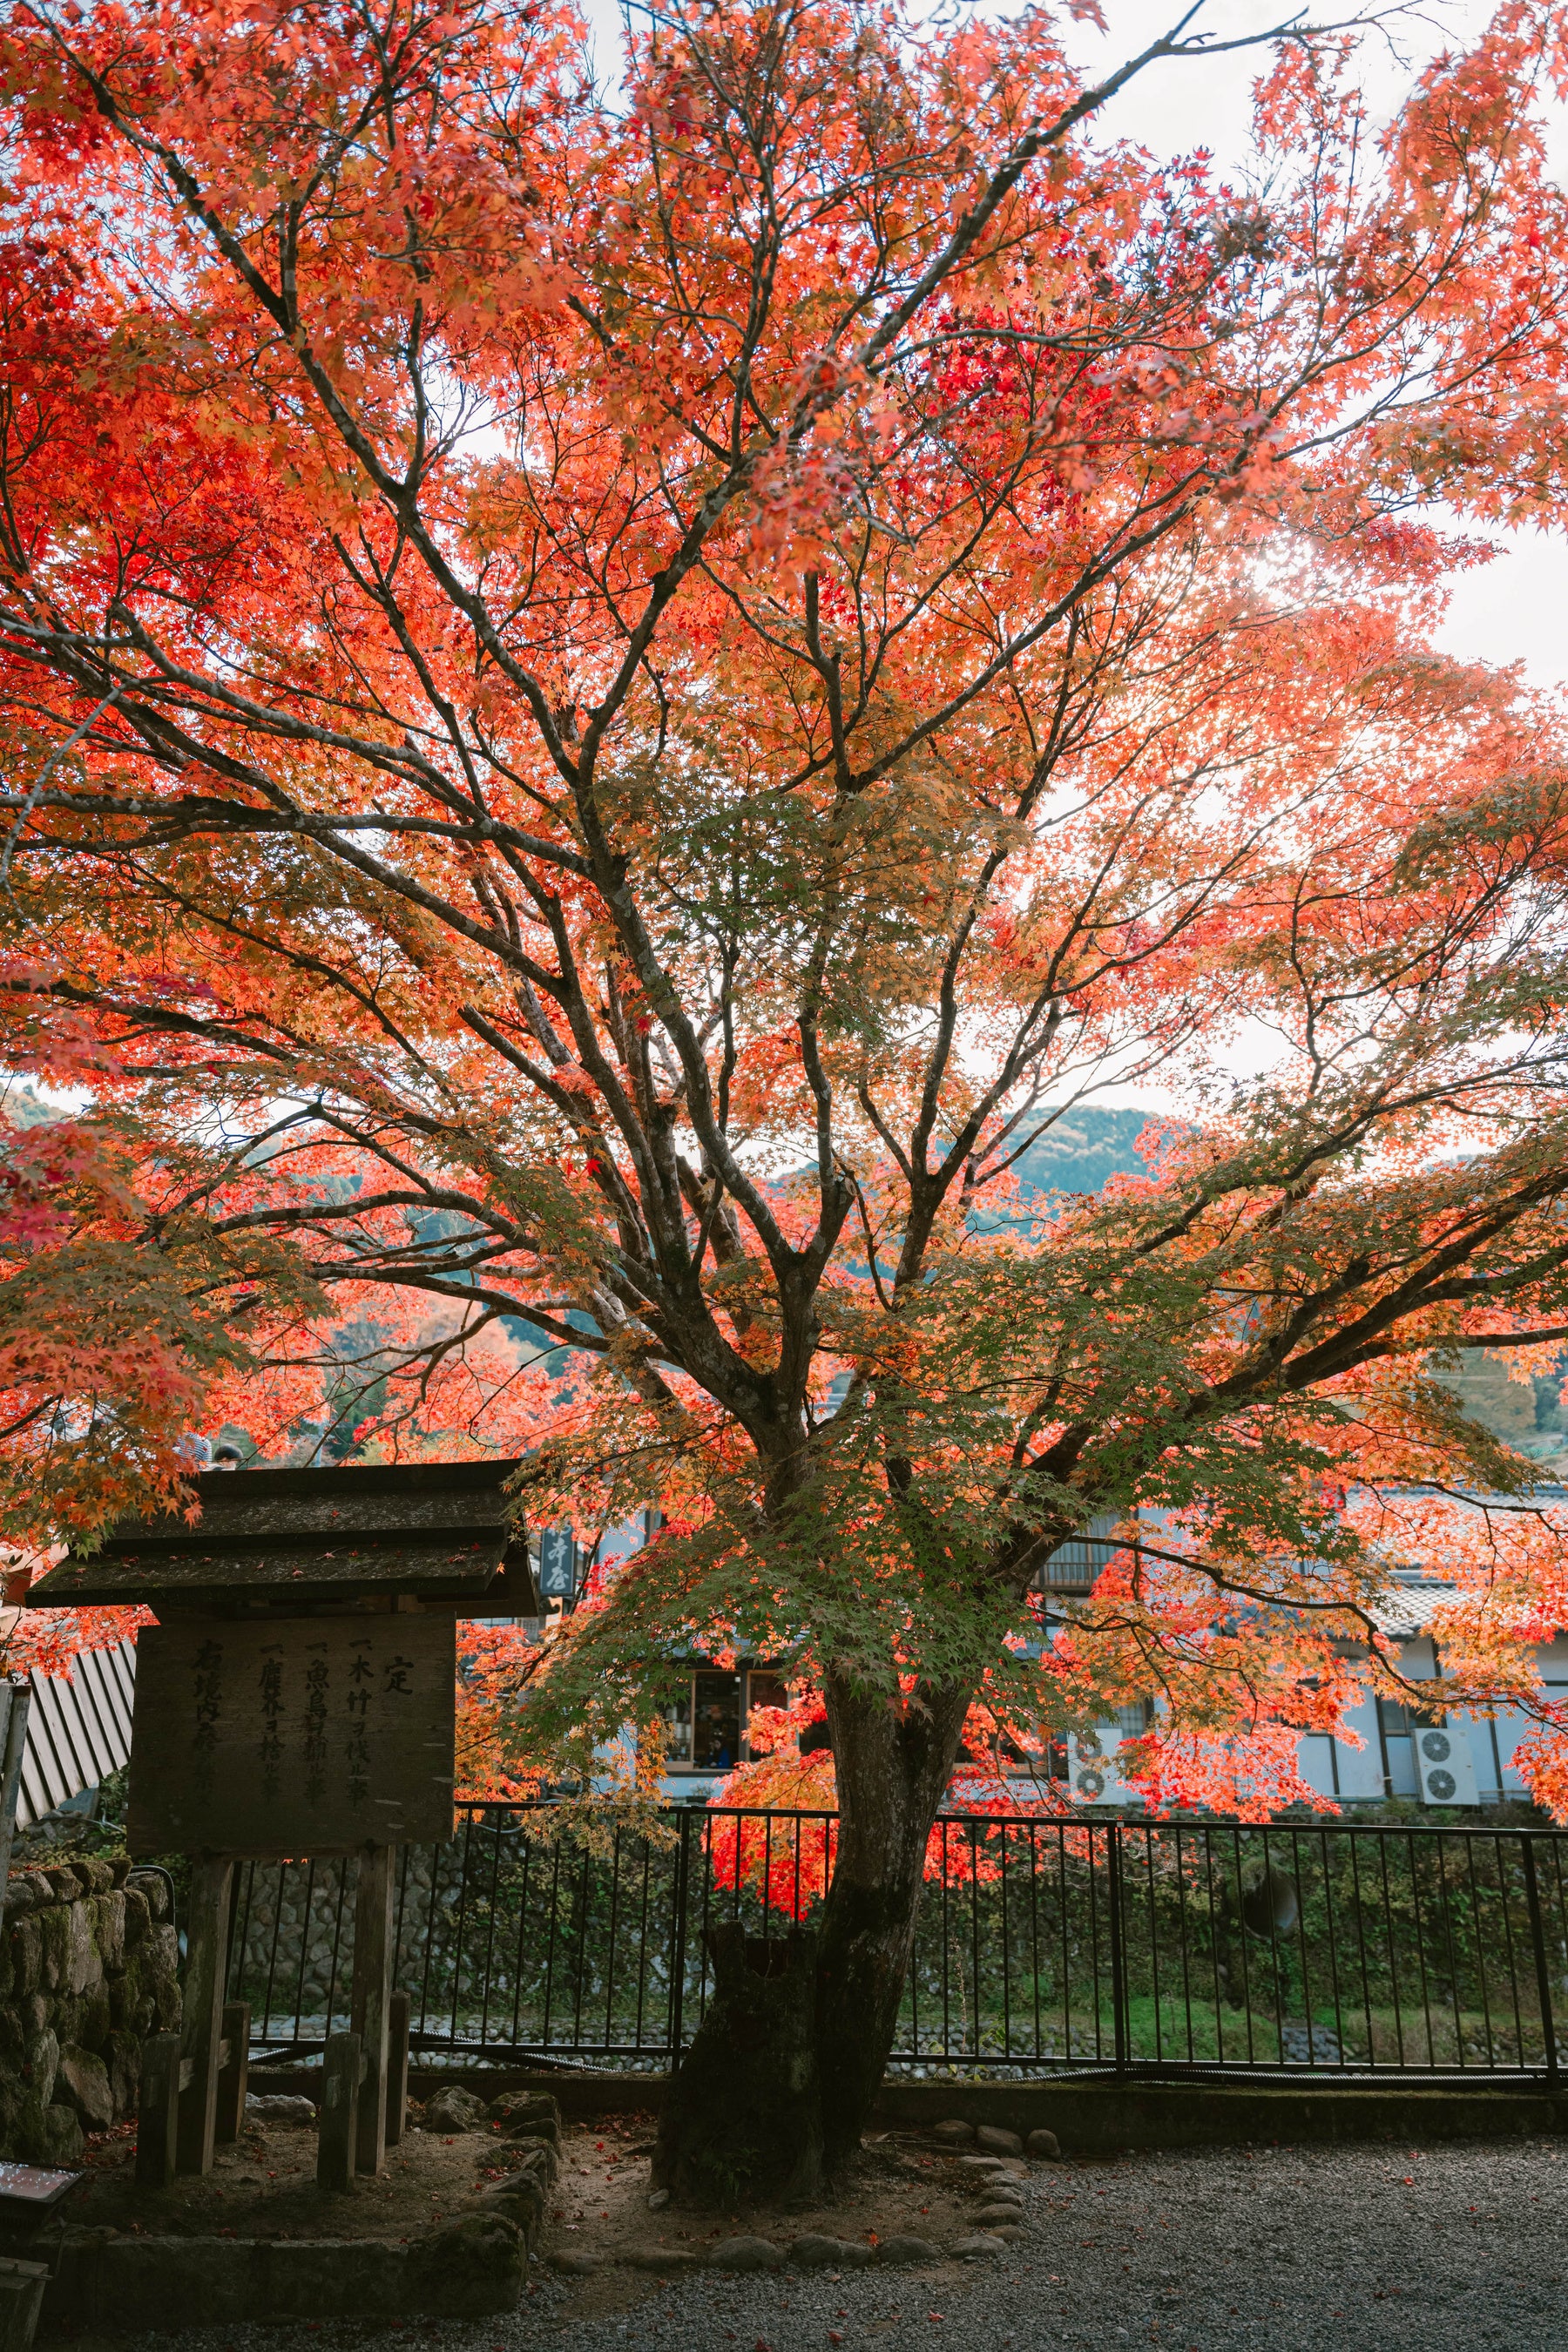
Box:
[2,2212,525,2333]
[251,2064,1568,2150]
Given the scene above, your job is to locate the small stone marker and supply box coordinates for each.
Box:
[975,2125,1024,2156]
[0,2255,48,2352]
[317,2031,362,2193]
[931,2119,975,2144]
[387,1990,412,2149]
[1026,2126,1061,2159]
[135,2033,181,2190]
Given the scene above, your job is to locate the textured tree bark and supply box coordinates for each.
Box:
[655,1673,975,2200]
[653,1924,823,2205]
[813,1673,976,2166]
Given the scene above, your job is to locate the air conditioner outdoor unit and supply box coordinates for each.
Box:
[1071,1727,1135,1805]
[1416,1720,1479,1807]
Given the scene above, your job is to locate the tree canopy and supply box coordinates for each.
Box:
[3,0,1568,1830]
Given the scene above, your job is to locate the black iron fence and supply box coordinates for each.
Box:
[226,1806,1567,2085]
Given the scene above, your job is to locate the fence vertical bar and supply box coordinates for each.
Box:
[1029,1822,1043,2061]
[969,1820,983,2064]
[1107,1822,1128,2073]
[632,1838,652,2056]
[944,1815,959,2060]
[1463,1834,1498,2068]
[1520,1834,1560,2085]
[1006,1815,1020,2060]
[1142,1826,1161,2062]
[603,1828,624,2051]
[510,1828,533,2049]
[668,1808,693,2072]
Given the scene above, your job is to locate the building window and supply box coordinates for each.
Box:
[1033,1514,1119,1593]
[693,1671,741,1768]
[1377,1696,1441,1798]
[659,1668,787,1771]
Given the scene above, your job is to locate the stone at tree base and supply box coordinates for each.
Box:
[949,2234,1006,2259]
[503,2132,559,2185]
[931,2119,975,2144]
[421,2085,488,2134]
[875,2235,942,2265]
[709,2236,785,2271]
[975,2125,1024,2156]
[1025,2127,1061,2159]
[652,1925,822,2205]
[55,2048,112,2132]
[790,2236,873,2268]
[486,2091,562,2146]
[479,2173,544,2240]
[645,2188,670,2210]
[244,2094,317,2126]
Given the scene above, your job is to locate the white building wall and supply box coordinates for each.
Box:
[1297,1632,1568,1809]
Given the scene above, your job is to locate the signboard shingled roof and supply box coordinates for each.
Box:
[26,1458,538,1614]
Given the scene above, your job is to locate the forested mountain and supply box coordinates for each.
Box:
[1006,1106,1160,1200]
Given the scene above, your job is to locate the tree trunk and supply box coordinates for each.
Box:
[814,1673,974,2166]
[652,1924,823,2206]
[654,1673,973,2200]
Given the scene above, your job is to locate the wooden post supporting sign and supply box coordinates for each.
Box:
[176,1858,234,2175]
[350,1845,395,2176]
[386,1989,411,2149]
[214,1999,251,2145]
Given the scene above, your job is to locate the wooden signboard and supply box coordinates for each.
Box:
[126,1612,456,1858]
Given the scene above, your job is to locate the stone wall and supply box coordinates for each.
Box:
[0,1860,180,2165]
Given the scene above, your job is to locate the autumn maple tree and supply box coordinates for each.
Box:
[0,1060,319,1652]
[5,0,1568,2188]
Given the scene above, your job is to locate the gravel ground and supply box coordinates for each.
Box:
[145,2135,1566,2352]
